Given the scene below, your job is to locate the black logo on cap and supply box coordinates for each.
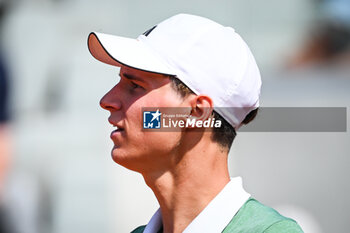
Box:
[143,25,157,37]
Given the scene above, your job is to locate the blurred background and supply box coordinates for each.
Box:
[0,0,349,232]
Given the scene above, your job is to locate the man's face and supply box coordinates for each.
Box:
[100,65,188,172]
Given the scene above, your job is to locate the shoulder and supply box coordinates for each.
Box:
[263,219,304,233]
[130,225,146,233]
[223,198,303,233]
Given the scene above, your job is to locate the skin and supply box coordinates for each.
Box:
[100,65,230,233]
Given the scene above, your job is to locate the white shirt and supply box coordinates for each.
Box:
[143,177,250,233]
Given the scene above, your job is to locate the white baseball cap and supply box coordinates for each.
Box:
[88,13,261,129]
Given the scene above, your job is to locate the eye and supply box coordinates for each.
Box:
[130,81,143,90]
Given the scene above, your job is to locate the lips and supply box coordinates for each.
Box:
[110,125,125,135]
[108,118,124,130]
[108,118,125,141]
[112,127,124,134]
[110,128,125,147]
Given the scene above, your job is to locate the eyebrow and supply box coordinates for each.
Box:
[121,73,146,83]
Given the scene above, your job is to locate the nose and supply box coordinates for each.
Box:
[100,86,122,111]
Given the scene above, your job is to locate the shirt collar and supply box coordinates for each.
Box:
[143,177,250,233]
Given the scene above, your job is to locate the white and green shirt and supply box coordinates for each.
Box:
[131,177,303,233]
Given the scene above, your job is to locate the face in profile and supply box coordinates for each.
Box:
[99,66,190,172]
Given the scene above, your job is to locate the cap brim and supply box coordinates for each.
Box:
[87,32,176,75]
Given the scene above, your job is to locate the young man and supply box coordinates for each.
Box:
[88,14,303,233]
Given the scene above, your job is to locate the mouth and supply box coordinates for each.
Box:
[112,125,124,132]
[113,127,124,133]
[108,118,124,131]
[110,125,125,139]
[108,118,125,141]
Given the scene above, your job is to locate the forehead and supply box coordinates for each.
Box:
[119,65,171,84]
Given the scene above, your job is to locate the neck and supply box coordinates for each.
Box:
[141,133,230,233]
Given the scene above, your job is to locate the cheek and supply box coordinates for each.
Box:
[143,88,182,108]
[139,98,165,108]
[129,129,182,154]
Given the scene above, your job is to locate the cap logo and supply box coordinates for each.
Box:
[142,25,157,37]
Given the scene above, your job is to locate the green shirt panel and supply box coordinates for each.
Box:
[222,198,303,233]
[131,225,146,233]
[263,219,304,233]
[130,198,303,233]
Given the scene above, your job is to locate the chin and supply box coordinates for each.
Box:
[111,147,142,172]
[111,146,125,165]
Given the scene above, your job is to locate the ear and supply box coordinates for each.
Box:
[188,95,214,126]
